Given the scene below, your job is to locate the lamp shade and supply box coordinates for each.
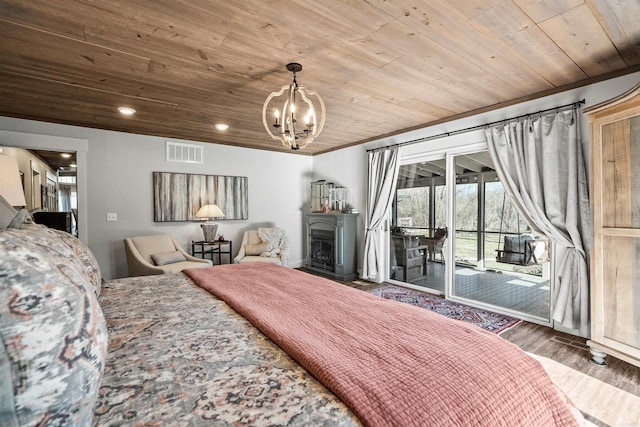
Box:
[0,155,27,207]
[195,204,225,220]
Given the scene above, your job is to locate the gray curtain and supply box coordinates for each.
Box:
[485,108,592,336]
[58,185,72,212]
[362,148,400,281]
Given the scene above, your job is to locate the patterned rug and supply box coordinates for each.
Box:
[370,285,520,334]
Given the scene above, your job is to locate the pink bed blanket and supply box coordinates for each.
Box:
[184,263,584,426]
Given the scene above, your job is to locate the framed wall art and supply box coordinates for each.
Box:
[153,172,248,222]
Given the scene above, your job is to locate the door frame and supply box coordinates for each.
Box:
[388,142,554,327]
[0,130,89,243]
[386,152,448,295]
[446,146,554,326]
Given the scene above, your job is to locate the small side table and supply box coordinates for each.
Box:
[192,240,232,265]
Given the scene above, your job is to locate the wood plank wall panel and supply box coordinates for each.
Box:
[601,120,632,228]
[370,0,552,93]
[600,115,640,231]
[588,84,640,368]
[468,1,588,86]
[632,116,640,229]
[636,237,640,349]
[0,0,639,154]
[444,0,504,20]
[1,0,86,39]
[512,0,584,23]
[587,0,640,65]
[537,4,627,76]
[602,236,638,348]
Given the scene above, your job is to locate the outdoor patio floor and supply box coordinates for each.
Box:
[403,261,550,320]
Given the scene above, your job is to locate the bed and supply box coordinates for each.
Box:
[0,214,585,426]
[94,272,356,426]
[96,263,584,426]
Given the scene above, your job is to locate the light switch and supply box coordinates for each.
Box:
[107,212,118,222]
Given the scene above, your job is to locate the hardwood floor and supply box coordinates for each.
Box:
[316,270,640,426]
[501,322,640,396]
[502,322,640,426]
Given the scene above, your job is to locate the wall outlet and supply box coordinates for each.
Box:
[106,212,118,222]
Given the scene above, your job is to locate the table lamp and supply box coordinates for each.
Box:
[195,204,225,241]
[0,155,27,207]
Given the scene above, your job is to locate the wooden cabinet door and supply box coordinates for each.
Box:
[587,84,640,367]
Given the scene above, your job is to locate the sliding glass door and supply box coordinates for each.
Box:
[388,158,446,293]
[450,151,551,321]
[386,148,551,323]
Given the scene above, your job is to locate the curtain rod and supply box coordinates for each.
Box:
[367,99,586,153]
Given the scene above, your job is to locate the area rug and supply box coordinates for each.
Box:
[370,285,520,334]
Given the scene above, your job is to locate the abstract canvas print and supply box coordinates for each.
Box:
[153,172,248,221]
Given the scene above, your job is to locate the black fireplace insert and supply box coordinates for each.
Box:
[309,228,335,272]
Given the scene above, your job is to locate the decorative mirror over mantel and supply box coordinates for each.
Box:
[153,172,248,222]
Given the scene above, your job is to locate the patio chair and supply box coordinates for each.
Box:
[421,227,447,263]
[496,234,548,266]
[391,235,428,282]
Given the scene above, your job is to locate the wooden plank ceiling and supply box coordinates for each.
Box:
[0,0,639,155]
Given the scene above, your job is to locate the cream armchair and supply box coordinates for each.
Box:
[233,228,289,266]
[124,234,212,276]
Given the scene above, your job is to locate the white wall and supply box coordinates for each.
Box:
[0,118,312,279]
[311,144,369,272]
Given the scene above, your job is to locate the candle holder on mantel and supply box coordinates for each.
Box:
[310,180,333,213]
[329,186,348,212]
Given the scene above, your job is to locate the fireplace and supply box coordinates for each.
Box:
[306,213,358,281]
[309,229,335,272]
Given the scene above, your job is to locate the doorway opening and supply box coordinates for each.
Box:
[1,146,78,236]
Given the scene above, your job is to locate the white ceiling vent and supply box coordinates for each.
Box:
[166,140,203,164]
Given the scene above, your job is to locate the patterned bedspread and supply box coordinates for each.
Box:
[94,273,358,426]
[186,264,584,427]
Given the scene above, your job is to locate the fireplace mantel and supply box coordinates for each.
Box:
[306,213,358,281]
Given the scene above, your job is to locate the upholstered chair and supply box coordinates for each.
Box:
[233,228,289,266]
[124,234,211,276]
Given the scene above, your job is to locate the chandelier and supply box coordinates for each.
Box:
[262,63,326,150]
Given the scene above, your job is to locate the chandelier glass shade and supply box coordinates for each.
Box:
[262,63,326,150]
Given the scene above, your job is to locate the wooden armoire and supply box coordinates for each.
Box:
[586,82,640,368]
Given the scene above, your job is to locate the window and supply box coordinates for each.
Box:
[396,187,429,228]
[58,176,76,184]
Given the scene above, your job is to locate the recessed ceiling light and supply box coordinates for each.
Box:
[70,163,77,168]
[61,153,72,158]
[215,123,229,131]
[117,106,136,115]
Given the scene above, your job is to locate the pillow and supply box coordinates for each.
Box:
[245,242,271,256]
[7,209,32,229]
[151,251,186,266]
[49,228,103,297]
[0,227,107,426]
[0,195,17,229]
